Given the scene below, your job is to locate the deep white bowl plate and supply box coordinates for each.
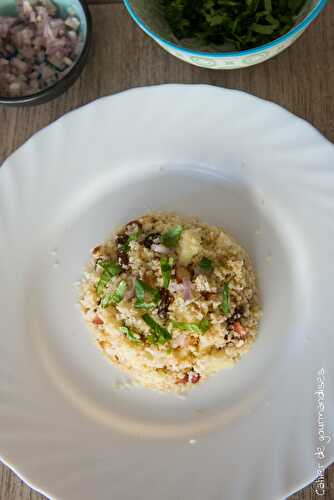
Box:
[0,85,333,500]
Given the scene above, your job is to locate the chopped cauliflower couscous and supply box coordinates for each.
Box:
[80,212,261,393]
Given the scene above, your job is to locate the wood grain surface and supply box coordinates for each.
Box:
[0,0,333,499]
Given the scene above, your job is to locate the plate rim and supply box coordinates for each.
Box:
[0,84,333,500]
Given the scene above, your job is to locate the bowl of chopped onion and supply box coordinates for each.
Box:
[0,0,91,106]
[124,0,328,69]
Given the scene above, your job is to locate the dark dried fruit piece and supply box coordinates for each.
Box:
[117,250,129,269]
[176,373,189,385]
[115,233,129,247]
[227,305,245,328]
[143,233,161,249]
[231,305,244,321]
[116,234,128,246]
[158,288,174,319]
[201,291,216,301]
[115,234,130,269]
[92,245,103,257]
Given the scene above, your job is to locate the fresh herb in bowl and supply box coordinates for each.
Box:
[163,0,308,51]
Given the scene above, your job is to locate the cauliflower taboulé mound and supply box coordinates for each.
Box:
[80,212,261,393]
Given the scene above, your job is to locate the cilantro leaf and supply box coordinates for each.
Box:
[142,314,172,344]
[121,229,141,252]
[96,260,122,296]
[163,0,307,51]
[199,257,213,272]
[134,279,160,310]
[171,319,211,334]
[162,225,183,248]
[220,283,230,315]
[101,280,127,308]
[160,256,174,288]
[120,326,141,343]
[251,23,275,34]
[198,318,211,333]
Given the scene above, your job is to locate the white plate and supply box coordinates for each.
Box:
[0,85,333,500]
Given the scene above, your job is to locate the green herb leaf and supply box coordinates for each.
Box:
[251,23,275,34]
[142,314,172,344]
[199,318,211,333]
[171,321,201,334]
[134,301,159,310]
[171,319,211,334]
[265,14,280,28]
[160,256,174,288]
[162,225,183,248]
[163,0,306,51]
[264,0,272,12]
[121,229,142,252]
[134,278,145,303]
[112,280,127,303]
[134,279,160,309]
[120,326,141,343]
[220,283,230,315]
[288,0,306,14]
[97,259,122,275]
[96,272,112,297]
[199,257,213,272]
[129,230,141,242]
[96,260,122,296]
[100,293,113,308]
[101,280,127,308]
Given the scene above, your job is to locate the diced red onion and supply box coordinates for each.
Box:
[182,277,192,301]
[22,0,33,16]
[0,0,82,98]
[9,82,21,94]
[67,30,77,42]
[151,244,172,254]
[12,57,28,72]
[65,16,80,31]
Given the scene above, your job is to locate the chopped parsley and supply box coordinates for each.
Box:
[199,257,213,272]
[121,229,141,252]
[96,259,121,296]
[120,326,141,343]
[171,318,211,334]
[220,283,230,315]
[198,318,211,333]
[100,280,127,308]
[163,0,307,51]
[134,279,160,310]
[162,225,183,248]
[142,314,172,344]
[160,256,174,288]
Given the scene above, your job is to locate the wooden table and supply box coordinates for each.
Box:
[0,0,333,498]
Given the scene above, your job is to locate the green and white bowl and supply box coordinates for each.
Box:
[124,0,328,69]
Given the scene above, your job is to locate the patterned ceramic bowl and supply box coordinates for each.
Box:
[124,0,328,69]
